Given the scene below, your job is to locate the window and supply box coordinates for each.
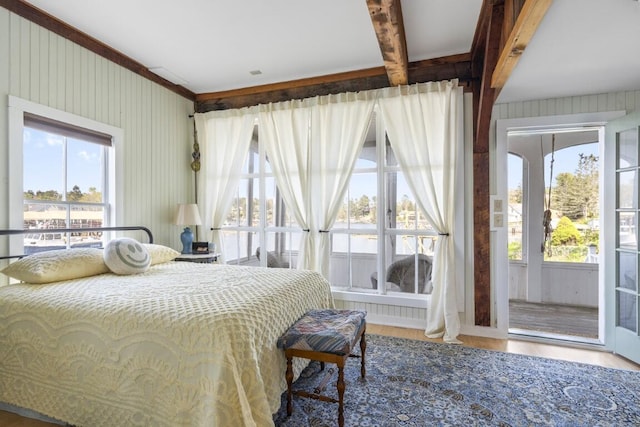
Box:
[8,96,121,256]
[331,113,437,295]
[223,134,299,268]
[223,109,458,299]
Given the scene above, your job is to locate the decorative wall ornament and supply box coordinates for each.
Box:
[191,142,200,172]
[189,115,201,214]
[191,120,201,172]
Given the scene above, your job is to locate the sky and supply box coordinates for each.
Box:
[23,128,103,194]
[508,143,599,190]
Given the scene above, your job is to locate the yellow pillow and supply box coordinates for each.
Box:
[143,243,181,265]
[0,248,109,284]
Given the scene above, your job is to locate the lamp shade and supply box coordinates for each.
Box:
[175,203,202,226]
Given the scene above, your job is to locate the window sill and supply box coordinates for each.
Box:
[331,288,429,308]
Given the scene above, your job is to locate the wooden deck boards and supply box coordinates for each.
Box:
[509,300,598,339]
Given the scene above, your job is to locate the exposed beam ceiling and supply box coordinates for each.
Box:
[491,0,552,89]
[195,54,473,112]
[366,0,409,86]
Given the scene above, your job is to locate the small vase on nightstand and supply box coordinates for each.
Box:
[180,227,193,254]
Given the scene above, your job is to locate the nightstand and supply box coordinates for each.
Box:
[174,253,219,263]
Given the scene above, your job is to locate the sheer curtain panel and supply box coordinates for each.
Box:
[378,80,463,343]
[194,108,256,263]
[259,92,375,277]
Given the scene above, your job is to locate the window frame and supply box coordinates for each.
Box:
[8,96,123,255]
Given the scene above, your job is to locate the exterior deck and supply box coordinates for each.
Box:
[509,300,598,340]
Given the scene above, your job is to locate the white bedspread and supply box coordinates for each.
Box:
[0,262,334,426]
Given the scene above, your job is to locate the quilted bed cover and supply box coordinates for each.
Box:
[0,262,334,426]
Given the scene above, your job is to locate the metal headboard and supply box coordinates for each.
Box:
[0,226,154,260]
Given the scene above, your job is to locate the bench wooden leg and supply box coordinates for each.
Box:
[336,361,345,427]
[286,356,293,416]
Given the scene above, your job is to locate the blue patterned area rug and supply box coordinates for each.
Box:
[273,334,640,426]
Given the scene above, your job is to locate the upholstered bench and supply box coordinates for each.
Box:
[277,309,366,427]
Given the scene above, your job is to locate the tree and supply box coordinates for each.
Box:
[33,190,61,201]
[67,185,83,202]
[81,186,102,203]
[553,172,581,220]
[551,216,583,246]
[356,195,371,219]
[575,153,599,220]
[551,153,598,221]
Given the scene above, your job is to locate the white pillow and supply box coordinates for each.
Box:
[0,248,109,284]
[143,243,180,265]
[103,238,151,275]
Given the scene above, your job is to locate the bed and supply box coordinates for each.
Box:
[0,227,334,426]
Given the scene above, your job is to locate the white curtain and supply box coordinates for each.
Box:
[378,80,463,343]
[259,92,376,277]
[194,108,256,263]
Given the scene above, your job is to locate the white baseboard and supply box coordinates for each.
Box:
[366,313,426,330]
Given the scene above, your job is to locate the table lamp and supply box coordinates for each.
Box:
[175,203,202,254]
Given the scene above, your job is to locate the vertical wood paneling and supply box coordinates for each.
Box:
[48,31,57,109]
[64,40,73,110]
[28,23,38,101]
[110,61,119,126]
[8,14,20,94]
[0,9,9,229]
[496,89,640,123]
[84,48,95,118]
[615,91,626,111]
[1,10,194,248]
[18,19,29,97]
[38,25,48,106]
[94,56,103,120]
[72,44,82,113]
[597,93,607,111]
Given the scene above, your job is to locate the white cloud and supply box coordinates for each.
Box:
[77,150,98,162]
[45,135,64,146]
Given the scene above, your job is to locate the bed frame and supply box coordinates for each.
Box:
[0,226,153,260]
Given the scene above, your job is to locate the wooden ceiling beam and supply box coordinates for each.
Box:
[366,0,409,86]
[195,53,472,112]
[491,0,552,88]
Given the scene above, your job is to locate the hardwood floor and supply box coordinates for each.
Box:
[1,324,638,426]
[367,324,639,371]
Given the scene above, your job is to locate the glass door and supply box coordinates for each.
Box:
[606,111,640,364]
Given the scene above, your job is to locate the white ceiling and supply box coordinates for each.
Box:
[23,0,640,103]
[497,0,640,103]
[23,0,482,94]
